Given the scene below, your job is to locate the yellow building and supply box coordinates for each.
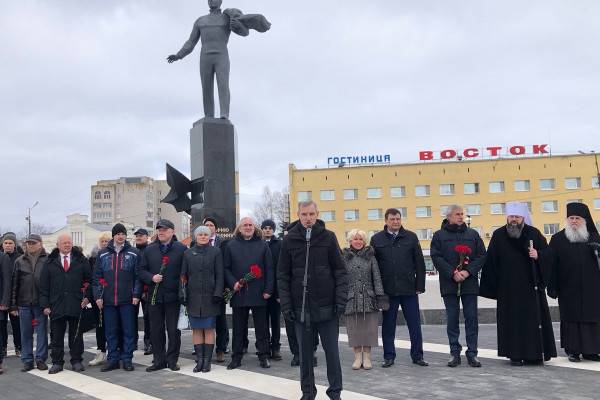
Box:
[288,153,600,268]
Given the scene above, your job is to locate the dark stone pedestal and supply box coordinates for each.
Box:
[190,117,239,232]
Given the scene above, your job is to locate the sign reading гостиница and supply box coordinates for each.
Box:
[327,154,391,166]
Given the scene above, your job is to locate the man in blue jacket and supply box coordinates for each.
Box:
[94,223,141,372]
[370,208,428,368]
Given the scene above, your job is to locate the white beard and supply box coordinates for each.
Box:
[565,222,589,243]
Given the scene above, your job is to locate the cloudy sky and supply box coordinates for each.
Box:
[1,0,599,233]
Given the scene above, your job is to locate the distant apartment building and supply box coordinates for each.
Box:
[90,177,190,239]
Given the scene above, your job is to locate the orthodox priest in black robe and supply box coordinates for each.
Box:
[546,202,600,362]
[480,202,556,365]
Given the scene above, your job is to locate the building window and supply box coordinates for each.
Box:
[594,199,600,210]
[103,190,111,199]
[344,210,359,221]
[543,223,560,235]
[465,204,481,216]
[367,188,382,199]
[146,221,154,228]
[415,185,430,197]
[93,203,102,209]
[416,229,433,240]
[464,183,480,195]
[367,209,383,221]
[539,178,556,190]
[440,205,451,217]
[390,186,406,198]
[541,201,558,213]
[489,181,505,193]
[490,203,506,215]
[321,211,335,222]
[416,206,432,218]
[297,191,312,202]
[514,180,530,192]
[439,184,455,196]
[72,232,83,245]
[343,189,358,200]
[393,207,408,219]
[94,191,101,200]
[320,190,335,201]
[565,177,581,190]
[593,176,600,188]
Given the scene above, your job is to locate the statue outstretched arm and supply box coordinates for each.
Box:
[167,21,201,62]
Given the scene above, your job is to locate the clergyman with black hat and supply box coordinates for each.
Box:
[546,201,600,362]
[138,219,187,372]
[134,228,152,355]
[10,234,50,372]
[93,223,141,372]
[480,202,557,365]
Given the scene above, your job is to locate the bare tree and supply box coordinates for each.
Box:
[253,186,290,232]
[17,223,56,239]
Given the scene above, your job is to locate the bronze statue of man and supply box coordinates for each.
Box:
[167,0,271,119]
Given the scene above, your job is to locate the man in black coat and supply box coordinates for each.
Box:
[93,223,142,372]
[431,205,486,368]
[204,216,229,363]
[138,219,187,372]
[224,217,274,370]
[261,219,283,361]
[546,202,600,362]
[0,252,11,374]
[134,228,152,355]
[279,200,348,400]
[1,232,22,357]
[39,234,92,374]
[480,202,556,365]
[370,208,428,368]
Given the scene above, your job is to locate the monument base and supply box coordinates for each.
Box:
[190,117,239,234]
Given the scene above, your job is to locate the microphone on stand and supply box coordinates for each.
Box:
[305,227,312,242]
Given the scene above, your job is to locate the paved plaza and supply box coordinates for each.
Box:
[0,322,598,400]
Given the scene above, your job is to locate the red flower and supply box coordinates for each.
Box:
[143,284,149,293]
[81,282,90,293]
[250,264,262,279]
[32,319,38,328]
[454,245,472,254]
[162,256,170,265]
[99,278,108,287]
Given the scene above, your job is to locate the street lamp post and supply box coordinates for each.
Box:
[26,201,39,236]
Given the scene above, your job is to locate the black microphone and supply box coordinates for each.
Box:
[305,227,312,242]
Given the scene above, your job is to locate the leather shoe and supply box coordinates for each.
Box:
[291,355,300,366]
[381,359,394,368]
[412,359,429,367]
[216,351,225,363]
[36,361,48,371]
[271,350,282,361]
[101,363,120,372]
[146,363,167,372]
[123,363,134,371]
[144,345,153,356]
[48,364,63,374]
[168,364,180,371]
[259,358,271,368]
[467,356,482,367]
[568,354,581,362]
[447,355,461,367]
[583,354,600,361]
[72,362,85,372]
[227,358,241,370]
[510,359,524,366]
[21,362,35,372]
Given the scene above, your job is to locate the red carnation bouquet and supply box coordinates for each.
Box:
[151,256,170,305]
[98,278,108,327]
[223,264,263,303]
[454,245,472,297]
[75,280,91,337]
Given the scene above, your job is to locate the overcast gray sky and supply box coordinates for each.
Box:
[1,0,599,233]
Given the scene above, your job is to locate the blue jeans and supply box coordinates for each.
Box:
[442,294,478,358]
[382,294,424,361]
[104,304,136,364]
[18,306,48,363]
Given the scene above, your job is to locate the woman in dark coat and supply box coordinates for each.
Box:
[343,229,386,370]
[181,226,224,373]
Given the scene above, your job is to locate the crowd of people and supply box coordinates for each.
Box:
[1,199,599,400]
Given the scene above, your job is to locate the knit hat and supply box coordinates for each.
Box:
[2,232,17,244]
[261,219,276,230]
[111,223,127,237]
[203,217,218,229]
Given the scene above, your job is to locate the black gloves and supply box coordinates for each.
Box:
[283,309,296,322]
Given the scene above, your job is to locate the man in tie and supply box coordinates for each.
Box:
[370,208,428,368]
[39,234,92,374]
[203,217,230,363]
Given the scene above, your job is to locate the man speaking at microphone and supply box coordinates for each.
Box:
[279,200,348,400]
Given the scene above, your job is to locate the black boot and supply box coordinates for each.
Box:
[193,344,204,373]
[203,344,214,373]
